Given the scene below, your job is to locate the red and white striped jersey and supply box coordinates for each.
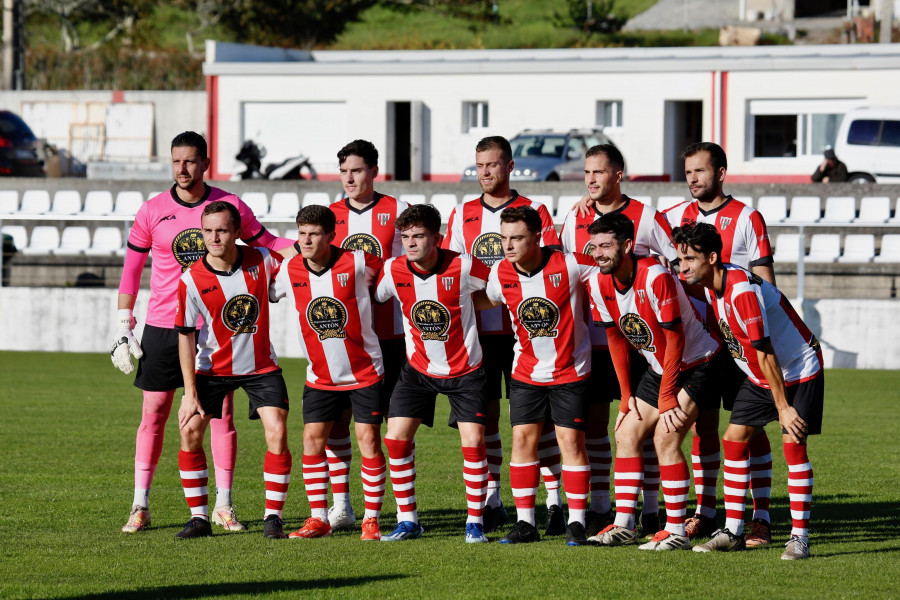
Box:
[374,250,489,379]
[330,193,408,339]
[485,249,600,385]
[175,247,281,376]
[665,197,773,269]
[704,265,822,388]
[560,196,677,350]
[271,246,383,390]
[442,192,561,335]
[589,256,720,375]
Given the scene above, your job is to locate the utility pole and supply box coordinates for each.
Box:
[880,0,893,43]
[2,0,12,89]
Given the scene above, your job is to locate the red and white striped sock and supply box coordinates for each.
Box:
[722,439,750,536]
[325,424,352,511]
[783,442,813,540]
[179,449,209,520]
[263,450,291,518]
[661,461,691,536]
[749,433,773,523]
[361,455,387,519]
[562,464,590,525]
[538,422,562,507]
[613,456,643,530]
[641,439,660,516]
[385,437,418,524]
[509,460,540,526]
[484,419,503,509]
[691,434,721,519]
[462,445,488,525]
[586,435,612,514]
[302,453,329,521]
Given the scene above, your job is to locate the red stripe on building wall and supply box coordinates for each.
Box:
[721,71,729,152]
[112,90,124,103]
[206,75,220,180]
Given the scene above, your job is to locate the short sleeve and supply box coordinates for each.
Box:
[466,255,490,292]
[537,204,561,247]
[485,263,504,303]
[374,259,397,303]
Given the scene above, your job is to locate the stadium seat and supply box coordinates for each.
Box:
[429,194,458,223]
[112,191,144,216]
[875,234,900,263]
[1,225,27,251]
[0,190,19,215]
[732,195,754,208]
[268,228,281,239]
[84,227,124,256]
[656,196,686,213]
[529,194,555,216]
[334,192,346,203]
[773,233,803,263]
[805,234,840,263]
[630,195,653,206]
[302,192,331,207]
[838,234,875,263]
[82,191,114,216]
[21,226,60,255]
[554,195,583,224]
[147,191,164,200]
[19,190,50,215]
[820,196,856,224]
[50,190,82,216]
[399,194,426,206]
[241,192,269,217]
[786,196,821,223]
[890,198,900,224]
[462,193,481,203]
[855,196,891,224]
[54,226,91,256]
[756,196,787,224]
[268,192,300,218]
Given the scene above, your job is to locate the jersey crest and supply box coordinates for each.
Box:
[442,276,454,291]
[549,273,562,288]
[718,318,745,362]
[342,233,382,257]
[377,212,391,226]
[411,300,451,341]
[719,217,733,230]
[307,297,348,340]
[472,232,504,267]
[518,297,559,339]
[172,228,206,271]
[223,294,259,335]
[619,313,656,352]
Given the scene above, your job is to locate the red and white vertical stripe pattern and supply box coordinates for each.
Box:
[660,461,691,535]
[587,435,612,512]
[385,438,417,522]
[612,456,643,530]
[179,449,209,519]
[361,455,387,518]
[302,453,329,519]
[562,464,590,525]
[749,433,773,523]
[462,446,488,524]
[722,440,750,535]
[784,442,813,539]
[509,461,540,526]
[691,435,721,519]
[264,451,292,518]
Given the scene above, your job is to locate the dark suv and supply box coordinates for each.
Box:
[0,111,44,177]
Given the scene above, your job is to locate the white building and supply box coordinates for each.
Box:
[203,41,900,183]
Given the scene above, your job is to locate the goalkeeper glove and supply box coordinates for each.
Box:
[111,309,143,374]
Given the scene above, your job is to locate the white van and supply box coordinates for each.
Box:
[834,107,900,183]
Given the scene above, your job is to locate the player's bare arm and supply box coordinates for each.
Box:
[756,340,807,443]
[751,263,776,286]
[659,390,692,434]
[177,332,204,429]
[473,290,500,310]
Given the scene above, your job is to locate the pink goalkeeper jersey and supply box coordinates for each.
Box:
[119,185,292,328]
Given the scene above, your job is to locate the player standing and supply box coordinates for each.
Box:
[374,204,491,543]
[675,223,822,560]
[443,135,563,534]
[112,132,292,533]
[322,140,408,531]
[665,142,776,545]
[582,213,721,551]
[270,205,387,541]
[479,206,601,546]
[173,202,291,539]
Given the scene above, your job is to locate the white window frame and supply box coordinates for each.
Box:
[596,100,623,130]
[746,98,865,160]
[462,101,489,133]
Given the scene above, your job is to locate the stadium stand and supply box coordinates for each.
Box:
[757,196,787,224]
[838,234,875,263]
[786,196,822,223]
[21,226,60,255]
[855,197,891,224]
[805,234,841,263]
[19,190,51,215]
[82,191,113,216]
[267,192,300,218]
[821,196,856,223]
[54,226,91,256]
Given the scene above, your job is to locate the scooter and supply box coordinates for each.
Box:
[231,139,317,181]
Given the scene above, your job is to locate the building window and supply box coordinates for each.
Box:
[463,101,489,132]
[596,100,623,128]
[748,98,863,159]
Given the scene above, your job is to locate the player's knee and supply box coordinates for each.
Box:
[355,425,382,457]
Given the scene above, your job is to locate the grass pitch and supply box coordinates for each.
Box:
[1,352,899,599]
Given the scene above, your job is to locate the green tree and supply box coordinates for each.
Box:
[557,0,625,33]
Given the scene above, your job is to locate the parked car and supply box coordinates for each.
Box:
[462,128,613,182]
[0,111,44,177]
[833,106,900,184]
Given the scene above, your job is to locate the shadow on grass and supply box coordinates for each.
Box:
[57,575,407,600]
[411,505,568,538]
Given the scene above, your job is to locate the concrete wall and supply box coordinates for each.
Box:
[0,287,896,370]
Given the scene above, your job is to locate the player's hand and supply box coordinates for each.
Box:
[574,194,592,217]
[615,396,640,431]
[778,405,808,443]
[178,393,205,430]
[659,402,689,433]
[110,309,143,374]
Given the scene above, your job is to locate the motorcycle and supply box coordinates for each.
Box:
[231,139,317,181]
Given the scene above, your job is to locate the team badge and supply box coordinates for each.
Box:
[307,297,348,340]
[637,290,646,303]
[247,266,259,281]
[222,294,259,336]
[411,300,451,341]
[337,273,349,287]
[442,277,454,291]
[377,213,390,226]
[619,313,655,352]
[172,228,206,271]
[342,233,382,257]
[582,241,595,256]
[472,232,504,267]
[517,297,559,339]
[720,217,732,230]
[549,273,562,288]
[718,319,745,361]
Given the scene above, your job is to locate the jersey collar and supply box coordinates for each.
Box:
[302,244,340,276]
[202,247,243,276]
[592,195,631,218]
[512,246,553,278]
[169,183,212,209]
[344,192,384,215]
[406,248,446,280]
[696,195,734,218]
[479,190,520,213]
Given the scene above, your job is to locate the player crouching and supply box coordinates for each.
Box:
[174,202,292,539]
[584,214,723,551]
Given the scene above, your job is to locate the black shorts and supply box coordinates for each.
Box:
[134,325,190,392]
[509,378,589,431]
[389,361,487,429]
[587,348,647,405]
[718,354,747,411]
[479,334,515,402]
[729,370,824,435]
[379,338,406,410]
[302,382,384,425]
[195,370,290,420]
[634,355,721,412]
